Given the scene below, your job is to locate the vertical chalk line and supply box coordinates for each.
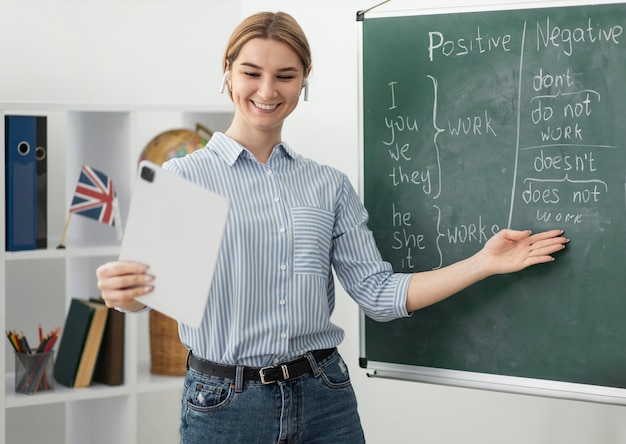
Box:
[508,20,527,229]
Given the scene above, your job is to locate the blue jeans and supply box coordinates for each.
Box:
[180,350,366,443]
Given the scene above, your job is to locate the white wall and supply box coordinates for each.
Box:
[4,0,626,442]
[0,0,241,107]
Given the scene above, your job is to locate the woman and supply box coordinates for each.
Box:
[96,11,569,444]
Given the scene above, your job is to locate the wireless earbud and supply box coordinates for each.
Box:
[303,78,309,101]
[220,71,231,94]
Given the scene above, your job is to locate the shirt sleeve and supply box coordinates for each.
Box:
[331,175,412,322]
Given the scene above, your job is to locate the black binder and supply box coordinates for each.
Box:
[35,116,47,248]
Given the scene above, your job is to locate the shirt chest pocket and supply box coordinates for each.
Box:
[292,206,334,277]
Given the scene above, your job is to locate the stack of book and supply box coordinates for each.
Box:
[54,298,124,388]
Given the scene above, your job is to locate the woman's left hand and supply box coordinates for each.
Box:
[478,228,569,275]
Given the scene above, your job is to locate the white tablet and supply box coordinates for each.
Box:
[119,160,229,328]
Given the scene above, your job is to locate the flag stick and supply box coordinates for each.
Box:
[57,212,73,249]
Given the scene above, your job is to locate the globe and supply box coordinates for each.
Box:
[139,124,212,166]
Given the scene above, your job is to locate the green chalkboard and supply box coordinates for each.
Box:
[360,3,626,395]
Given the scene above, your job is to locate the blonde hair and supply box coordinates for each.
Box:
[223,11,312,74]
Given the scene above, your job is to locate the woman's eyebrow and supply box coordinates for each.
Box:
[240,62,300,73]
[240,62,262,69]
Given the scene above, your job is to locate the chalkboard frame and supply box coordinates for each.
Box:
[357,1,626,405]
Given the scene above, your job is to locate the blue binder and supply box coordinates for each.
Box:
[5,115,47,251]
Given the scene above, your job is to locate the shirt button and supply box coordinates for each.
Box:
[266,169,273,176]
[274,196,280,203]
[279,299,286,305]
[280,332,287,339]
[280,264,287,271]
[279,227,286,233]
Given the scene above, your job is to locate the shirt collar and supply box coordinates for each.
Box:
[208,132,295,166]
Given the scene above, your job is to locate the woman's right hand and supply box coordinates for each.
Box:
[96,261,154,312]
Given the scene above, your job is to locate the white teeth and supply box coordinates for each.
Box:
[254,101,278,110]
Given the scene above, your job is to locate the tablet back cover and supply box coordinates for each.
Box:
[119,160,229,328]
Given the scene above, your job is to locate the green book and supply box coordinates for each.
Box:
[54,298,95,388]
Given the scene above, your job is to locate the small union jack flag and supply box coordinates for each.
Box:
[70,165,118,226]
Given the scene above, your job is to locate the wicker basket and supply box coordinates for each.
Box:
[149,310,187,376]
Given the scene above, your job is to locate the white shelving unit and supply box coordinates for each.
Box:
[1,103,232,444]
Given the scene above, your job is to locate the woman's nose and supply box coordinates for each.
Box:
[257,77,278,100]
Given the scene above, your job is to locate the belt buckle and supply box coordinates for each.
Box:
[259,364,289,384]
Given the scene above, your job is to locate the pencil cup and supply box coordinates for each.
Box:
[14,351,55,394]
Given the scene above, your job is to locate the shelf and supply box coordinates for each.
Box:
[5,373,130,408]
[5,364,184,408]
[2,104,232,444]
[4,245,120,261]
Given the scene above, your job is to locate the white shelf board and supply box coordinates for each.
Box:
[4,245,120,261]
[5,373,130,408]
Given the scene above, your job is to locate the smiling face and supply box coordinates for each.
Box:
[226,38,307,143]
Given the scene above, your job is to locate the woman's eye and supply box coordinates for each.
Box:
[244,72,260,78]
[277,75,295,81]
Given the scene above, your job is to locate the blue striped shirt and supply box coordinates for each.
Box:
[163,132,411,367]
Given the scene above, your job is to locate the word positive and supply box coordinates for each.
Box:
[428,26,512,61]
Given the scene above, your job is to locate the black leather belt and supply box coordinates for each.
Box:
[187,348,336,384]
